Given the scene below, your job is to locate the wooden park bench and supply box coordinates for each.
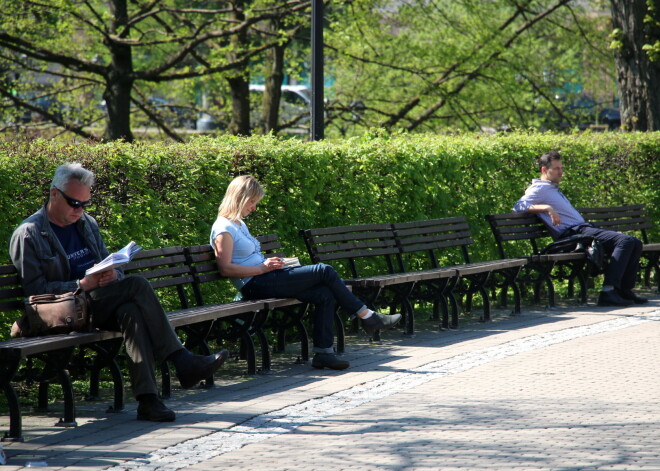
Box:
[484,212,590,306]
[182,234,314,366]
[300,218,526,334]
[0,234,296,441]
[122,245,267,394]
[578,204,659,291]
[392,217,527,328]
[299,223,434,337]
[0,263,124,442]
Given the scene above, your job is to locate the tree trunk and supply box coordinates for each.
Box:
[227,0,251,136]
[103,0,134,142]
[610,0,660,131]
[262,19,286,134]
[228,76,251,135]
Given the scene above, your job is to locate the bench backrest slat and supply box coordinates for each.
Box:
[393,217,475,269]
[0,264,24,314]
[577,204,652,244]
[123,246,191,309]
[485,212,550,257]
[300,224,398,278]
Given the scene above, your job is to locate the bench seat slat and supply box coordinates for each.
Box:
[0,330,123,360]
[167,301,265,327]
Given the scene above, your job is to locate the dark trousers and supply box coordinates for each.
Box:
[88,276,183,398]
[574,225,643,291]
[241,263,366,353]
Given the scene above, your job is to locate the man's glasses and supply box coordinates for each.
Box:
[56,188,91,209]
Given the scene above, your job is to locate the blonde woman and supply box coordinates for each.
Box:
[210,175,401,371]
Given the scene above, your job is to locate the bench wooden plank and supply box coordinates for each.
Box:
[301,224,419,336]
[393,217,526,328]
[578,204,659,291]
[485,212,589,307]
[0,331,122,360]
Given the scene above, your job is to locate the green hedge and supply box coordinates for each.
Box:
[1,131,659,334]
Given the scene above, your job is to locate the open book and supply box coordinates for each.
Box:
[85,241,142,276]
[282,257,301,267]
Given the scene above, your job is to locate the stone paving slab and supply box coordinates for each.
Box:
[1,296,659,470]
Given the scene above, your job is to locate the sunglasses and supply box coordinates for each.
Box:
[56,188,91,209]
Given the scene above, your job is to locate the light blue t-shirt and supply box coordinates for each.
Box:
[210,216,265,289]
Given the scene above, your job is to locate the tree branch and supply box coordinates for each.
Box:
[394,0,573,130]
[0,85,99,141]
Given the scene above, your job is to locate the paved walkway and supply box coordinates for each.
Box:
[2,294,660,470]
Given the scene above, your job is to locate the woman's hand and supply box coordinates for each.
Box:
[262,257,285,272]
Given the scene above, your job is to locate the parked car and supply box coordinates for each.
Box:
[539,94,621,131]
[249,84,312,130]
[146,96,197,130]
[10,93,66,123]
[598,107,621,130]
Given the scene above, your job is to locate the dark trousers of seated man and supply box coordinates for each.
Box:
[87,275,183,398]
[571,225,643,291]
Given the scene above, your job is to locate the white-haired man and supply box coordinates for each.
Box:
[10,163,228,422]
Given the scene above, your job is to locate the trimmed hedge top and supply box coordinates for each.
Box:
[1,130,658,266]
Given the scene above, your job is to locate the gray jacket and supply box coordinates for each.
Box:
[9,205,124,296]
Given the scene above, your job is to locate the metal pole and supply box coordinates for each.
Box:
[311,0,324,140]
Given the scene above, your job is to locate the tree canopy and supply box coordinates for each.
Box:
[0,0,310,141]
[2,0,658,139]
[324,0,618,134]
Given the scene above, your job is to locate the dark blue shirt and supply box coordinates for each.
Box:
[49,222,96,281]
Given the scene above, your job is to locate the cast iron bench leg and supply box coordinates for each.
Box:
[254,327,272,372]
[56,367,77,428]
[1,358,23,442]
[334,308,345,354]
[240,332,257,375]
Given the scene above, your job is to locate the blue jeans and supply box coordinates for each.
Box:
[574,225,643,291]
[241,263,366,353]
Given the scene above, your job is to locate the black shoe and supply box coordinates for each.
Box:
[597,290,634,307]
[137,396,175,422]
[311,353,349,370]
[176,350,229,389]
[618,289,648,304]
[361,312,402,335]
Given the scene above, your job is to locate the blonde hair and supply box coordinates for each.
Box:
[217,175,265,221]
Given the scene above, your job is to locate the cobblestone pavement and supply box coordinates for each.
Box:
[1,295,659,470]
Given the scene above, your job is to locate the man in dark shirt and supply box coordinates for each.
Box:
[10,163,228,422]
[513,150,647,307]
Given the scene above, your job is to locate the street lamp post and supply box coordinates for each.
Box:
[311,0,324,141]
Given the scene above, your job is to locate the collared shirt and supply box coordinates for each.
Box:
[513,179,586,238]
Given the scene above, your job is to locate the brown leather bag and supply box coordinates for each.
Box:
[11,289,92,338]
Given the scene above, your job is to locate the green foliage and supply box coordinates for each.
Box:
[0,0,312,141]
[1,130,659,337]
[325,0,617,135]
